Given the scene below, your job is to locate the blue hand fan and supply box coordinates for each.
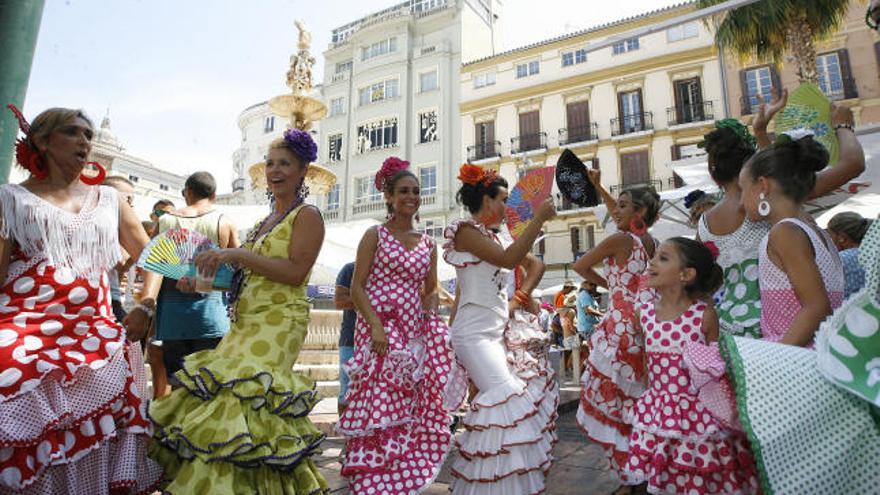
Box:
[137,228,235,290]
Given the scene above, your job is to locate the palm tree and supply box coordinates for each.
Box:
[698,0,854,84]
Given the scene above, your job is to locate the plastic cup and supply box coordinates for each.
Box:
[195,269,214,294]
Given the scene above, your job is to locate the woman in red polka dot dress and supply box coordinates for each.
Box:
[337,158,456,495]
[0,107,162,493]
[622,238,757,494]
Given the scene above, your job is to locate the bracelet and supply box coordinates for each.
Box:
[514,290,531,305]
[134,303,155,318]
[835,123,855,132]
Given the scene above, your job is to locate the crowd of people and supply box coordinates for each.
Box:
[2,33,880,495]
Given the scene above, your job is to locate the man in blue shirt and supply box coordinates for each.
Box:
[334,262,356,415]
[576,281,602,343]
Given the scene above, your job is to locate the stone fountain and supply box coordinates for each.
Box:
[249,20,336,196]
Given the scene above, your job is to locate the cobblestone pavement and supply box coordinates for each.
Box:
[313,409,618,494]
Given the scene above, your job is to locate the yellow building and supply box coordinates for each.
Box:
[459,2,723,284]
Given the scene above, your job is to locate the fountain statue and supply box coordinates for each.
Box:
[249,19,336,196]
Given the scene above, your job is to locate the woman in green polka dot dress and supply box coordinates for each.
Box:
[148,130,330,494]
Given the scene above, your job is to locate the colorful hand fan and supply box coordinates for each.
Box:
[556,149,599,208]
[505,166,556,239]
[774,82,839,167]
[137,228,234,289]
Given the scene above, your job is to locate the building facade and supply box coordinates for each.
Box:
[459,2,723,285]
[317,0,502,234]
[724,0,880,127]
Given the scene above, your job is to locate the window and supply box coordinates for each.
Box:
[419,166,437,196]
[418,110,438,143]
[617,90,644,133]
[817,53,845,100]
[586,225,596,250]
[515,60,539,78]
[263,116,275,133]
[473,71,496,88]
[335,61,352,74]
[472,121,496,160]
[612,37,639,55]
[326,184,340,211]
[419,219,444,239]
[516,110,541,152]
[744,66,774,112]
[356,117,399,153]
[673,78,705,124]
[570,227,582,257]
[412,0,444,13]
[565,100,592,143]
[355,175,382,204]
[328,133,343,162]
[329,97,345,117]
[420,70,438,92]
[128,174,139,183]
[667,22,698,42]
[358,78,399,106]
[562,48,587,67]
[159,184,169,191]
[361,37,397,61]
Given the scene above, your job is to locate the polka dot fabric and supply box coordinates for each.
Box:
[0,186,162,493]
[623,302,758,494]
[576,233,655,483]
[337,226,454,495]
[149,205,329,495]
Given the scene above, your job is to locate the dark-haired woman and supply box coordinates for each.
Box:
[827,211,873,298]
[337,157,455,495]
[444,164,557,495]
[146,130,329,494]
[0,106,162,493]
[571,170,659,494]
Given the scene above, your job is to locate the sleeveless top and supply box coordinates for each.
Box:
[759,218,845,343]
[698,215,768,339]
[443,219,510,317]
[158,209,224,244]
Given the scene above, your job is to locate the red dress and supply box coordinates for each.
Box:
[0,184,161,493]
[576,233,654,483]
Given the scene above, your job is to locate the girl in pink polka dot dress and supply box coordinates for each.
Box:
[623,238,757,494]
[0,107,162,493]
[337,158,456,495]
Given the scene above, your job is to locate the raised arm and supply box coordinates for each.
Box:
[811,106,865,199]
[587,168,616,211]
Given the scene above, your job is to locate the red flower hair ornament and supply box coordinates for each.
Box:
[457,164,497,187]
[375,156,410,192]
[703,240,720,261]
[6,103,106,185]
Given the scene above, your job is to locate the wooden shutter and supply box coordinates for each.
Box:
[518,111,540,151]
[566,101,590,140]
[570,227,582,257]
[837,49,858,99]
[620,150,650,186]
[586,225,595,249]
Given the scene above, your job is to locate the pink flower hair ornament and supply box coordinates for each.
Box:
[375,156,410,192]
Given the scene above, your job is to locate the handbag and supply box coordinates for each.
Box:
[816,217,880,407]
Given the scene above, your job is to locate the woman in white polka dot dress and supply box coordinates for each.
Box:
[337,157,457,495]
[444,164,557,495]
[0,107,162,493]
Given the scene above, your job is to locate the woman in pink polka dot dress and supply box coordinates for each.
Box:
[0,107,162,493]
[622,238,757,494]
[337,158,456,495]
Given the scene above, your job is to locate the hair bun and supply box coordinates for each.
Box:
[792,135,829,173]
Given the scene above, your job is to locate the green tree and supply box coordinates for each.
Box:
[698,0,854,84]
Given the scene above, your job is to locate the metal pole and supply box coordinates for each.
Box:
[0,0,46,185]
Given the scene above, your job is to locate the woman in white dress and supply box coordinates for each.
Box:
[443,164,556,495]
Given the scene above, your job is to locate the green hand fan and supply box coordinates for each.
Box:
[774,82,839,166]
[137,228,234,289]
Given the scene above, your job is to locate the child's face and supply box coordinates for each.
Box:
[647,241,689,289]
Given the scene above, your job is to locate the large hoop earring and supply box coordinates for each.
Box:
[629,217,647,236]
[79,162,106,186]
[758,192,771,217]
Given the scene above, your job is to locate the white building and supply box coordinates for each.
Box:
[317,0,502,235]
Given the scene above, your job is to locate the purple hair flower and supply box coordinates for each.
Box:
[282,128,318,163]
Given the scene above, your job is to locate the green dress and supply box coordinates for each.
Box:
[150,205,329,495]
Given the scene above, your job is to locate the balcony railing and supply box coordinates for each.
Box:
[352,200,385,215]
[611,112,653,137]
[667,101,714,126]
[420,194,437,206]
[821,76,858,101]
[467,141,502,162]
[510,132,547,154]
[330,72,348,84]
[324,209,340,221]
[559,123,599,145]
[610,179,663,196]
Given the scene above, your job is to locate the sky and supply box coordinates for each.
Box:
[24,0,683,193]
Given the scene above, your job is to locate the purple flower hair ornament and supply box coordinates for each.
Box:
[282,128,318,164]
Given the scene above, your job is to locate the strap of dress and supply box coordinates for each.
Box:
[778,217,834,261]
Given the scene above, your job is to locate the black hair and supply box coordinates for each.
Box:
[621,185,661,227]
[667,237,723,297]
[745,136,828,202]
[828,212,873,244]
[702,127,756,185]
[456,176,509,215]
[185,171,217,200]
[384,169,419,215]
[152,199,174,211]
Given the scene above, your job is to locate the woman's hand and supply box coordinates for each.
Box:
[508,298,521,317]
[194,248,242,277]
[371,324,389,355]
[535,196,557,223]
[587,168,601,187]
[176,276,196,293]
[123,305,152,342]
[831,104,855,128]
[752,88,788,134]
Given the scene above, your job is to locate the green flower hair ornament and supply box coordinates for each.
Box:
[698,118,757,150]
